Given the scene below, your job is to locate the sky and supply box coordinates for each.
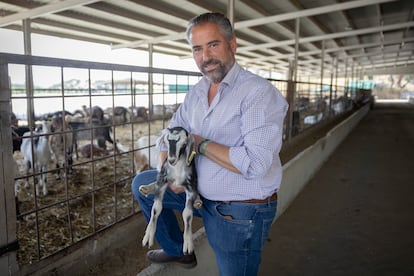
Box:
[0,28,202,116]
[0,28,199,86]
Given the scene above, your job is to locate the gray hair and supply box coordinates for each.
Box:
[185,12,234,43]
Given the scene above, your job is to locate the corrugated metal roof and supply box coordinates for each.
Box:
[0,0,413,76]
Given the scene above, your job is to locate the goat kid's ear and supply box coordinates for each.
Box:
[186,133,196,165]
[163,128,172,144]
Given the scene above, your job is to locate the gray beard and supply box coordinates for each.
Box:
[202,62,227,83]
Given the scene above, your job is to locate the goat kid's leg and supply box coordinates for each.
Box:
[40,165,48,196]
[182,190,196,254]
[193,194,202,209]
[138,181,156,196]
[14,181,21,195]
[142,184,167,248]
[24,160,31,189]
[55,163,61,180]
[66,150,74,175]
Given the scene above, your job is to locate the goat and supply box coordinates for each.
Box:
[21,121,52,196]
[49,115,74,180]
[91,105,105,121]
[13,156,20,196]
[134,135,160,174]
[130,106,148,122]
[80,143,107,158]
[67,117,116,157]
[105,106,130,126]
[139,127,202,254]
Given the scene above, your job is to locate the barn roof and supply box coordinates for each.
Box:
[0,0,413,76]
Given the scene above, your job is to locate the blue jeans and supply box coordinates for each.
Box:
[131,169,277,276]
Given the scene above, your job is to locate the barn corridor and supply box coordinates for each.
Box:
[259,101,414,275]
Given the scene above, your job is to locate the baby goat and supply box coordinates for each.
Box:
[139,127,202,254]
[21,121,52,196]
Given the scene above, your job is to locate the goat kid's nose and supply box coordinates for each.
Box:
[168,157,177,165]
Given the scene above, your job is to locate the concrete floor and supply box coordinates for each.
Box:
[259,102,414,275]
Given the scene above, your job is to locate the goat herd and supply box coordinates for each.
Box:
[11,104,172,199]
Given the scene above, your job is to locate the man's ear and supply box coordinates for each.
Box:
[230,36,237,54]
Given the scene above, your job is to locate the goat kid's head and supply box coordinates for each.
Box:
[164,127,195,166]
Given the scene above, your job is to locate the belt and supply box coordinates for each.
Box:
[226,192,278,204]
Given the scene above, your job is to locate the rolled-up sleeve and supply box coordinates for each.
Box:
[229,82,286,179]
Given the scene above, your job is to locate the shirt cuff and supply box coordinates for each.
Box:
[229,146,249,176]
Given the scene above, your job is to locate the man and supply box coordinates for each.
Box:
[132,12,288,275]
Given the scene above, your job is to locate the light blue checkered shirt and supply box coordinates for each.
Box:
[160,63,288,201]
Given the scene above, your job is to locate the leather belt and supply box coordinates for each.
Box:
[229,192,278,204]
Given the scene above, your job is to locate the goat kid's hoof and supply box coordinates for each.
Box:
[139,183,155,196]
[193,199,202,209]
[139,186,150,196]
[142,232,154,248]
[183,241,194,255]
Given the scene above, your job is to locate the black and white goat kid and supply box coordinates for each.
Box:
[139,127,202,254]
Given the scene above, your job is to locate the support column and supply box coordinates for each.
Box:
[286,18,300,139]
[23,19,35,128]
[0,60,19,276]
[320,40,325,99]
[227,0,235,26]
[148,43,154,117]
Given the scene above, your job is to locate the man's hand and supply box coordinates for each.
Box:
[168,181,185,194]
[192,133,203,152]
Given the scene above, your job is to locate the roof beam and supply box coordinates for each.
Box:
[0,0,100,27]
[111,32,186,50]
[237,21,414,53]
[248,37,414,63]
[111,0,397,49]
[235,0,396,29]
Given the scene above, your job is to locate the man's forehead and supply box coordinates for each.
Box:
[190,23,222,42]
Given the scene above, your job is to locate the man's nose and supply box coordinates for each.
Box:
[202,48,211,60]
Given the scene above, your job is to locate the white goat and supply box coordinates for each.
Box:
[13,157,20,196]
[134,135,160,174]
[139,127,202,254]
[21,121,52,196]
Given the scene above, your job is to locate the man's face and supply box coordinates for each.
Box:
[189,23,236,83]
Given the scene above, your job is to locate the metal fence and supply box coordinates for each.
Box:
[1,53,201,266]
[0,52,363,270]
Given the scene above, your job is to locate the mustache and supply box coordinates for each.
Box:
[202,59,221,68]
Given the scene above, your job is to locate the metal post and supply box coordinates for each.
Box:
[148,43,154,117]
[328,56,335,117]
[286,60,296,140]
[23,19,35,129]
[335,56,339,98]
[227,0,235,26]
[286,18,300,139]
[344,58,349,96]
[294,18,300,83]
[0,59,19,275]
[320,40,325,99]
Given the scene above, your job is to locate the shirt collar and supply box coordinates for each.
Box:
[221,62,241,88]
